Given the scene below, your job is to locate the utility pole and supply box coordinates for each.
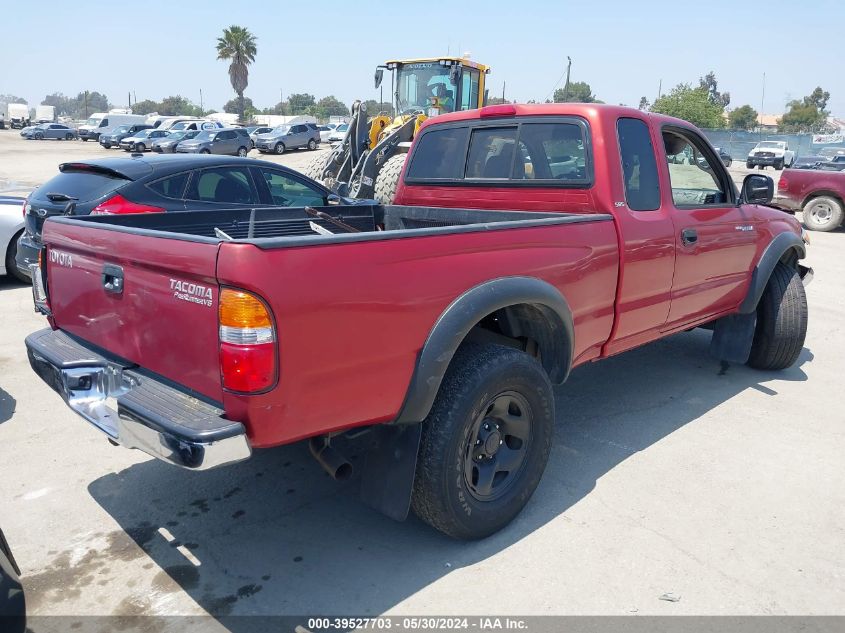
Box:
[84,91,88,119]
[657,79,662,101]
[199,89,203,115]
[502,81,506,102]
[128,91,131,109]
[562,56,572,102]
[760,72,766,138]
[280,88,284,114]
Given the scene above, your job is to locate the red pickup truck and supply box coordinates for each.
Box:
[26,104,812,540]
[777,166,845,231]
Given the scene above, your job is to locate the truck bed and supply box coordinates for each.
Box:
[40,203,619,448]
[68,204,609,245]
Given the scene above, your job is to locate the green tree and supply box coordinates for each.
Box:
[157,95,202,116]
[0,93,27,105]
[224,96,257,118]
[130,99,160,115]
[778,87,831,133]
[315,95,348,120]
[42,93,74,116]
[699,71,730,108]
[287,93,316,115]
[728,104,759,130]
[216,25,257,122]
[362,99,392,114]
[638,96,650,111]
[651,84,725,128]
[553,81,598,103]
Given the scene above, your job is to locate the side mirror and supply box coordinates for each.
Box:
[326,193,341,205]
[374,68,384,89]
[739,174,773,205]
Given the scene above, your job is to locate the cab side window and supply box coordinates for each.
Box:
[663,130,729,206]
[617,118,660,211]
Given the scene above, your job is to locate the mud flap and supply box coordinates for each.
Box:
[359,424,422,522]
[709,313,757,364]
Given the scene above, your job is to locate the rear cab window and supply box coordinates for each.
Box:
[617,117,660,211]
[406,117,591,186]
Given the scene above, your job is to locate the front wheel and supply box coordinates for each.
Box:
[274,142,285,155]
[373,154,407,204]
[746,160,754,169]
[307,139,317,150]
[134,143,145,152]
[199,148,210,154]
[802,195,844,232]
[34,132,43,140]
[747,262,808,370]
[411,344,554,540]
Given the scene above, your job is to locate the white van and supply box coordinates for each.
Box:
[79,113,147,141]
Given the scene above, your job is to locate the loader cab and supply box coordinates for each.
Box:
[383,57,490,118]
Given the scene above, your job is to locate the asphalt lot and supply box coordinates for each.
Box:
[0,130,843,626]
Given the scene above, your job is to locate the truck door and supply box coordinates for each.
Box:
[604,117,677,356]
[660,127,761,328]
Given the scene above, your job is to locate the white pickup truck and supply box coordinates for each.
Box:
[747,141,795,170]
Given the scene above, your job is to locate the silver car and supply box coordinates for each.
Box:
[120,129,169,152]
[175,128,252,156]
[151,130,200,154]
[24,123,77,140]
[254,123,321,154]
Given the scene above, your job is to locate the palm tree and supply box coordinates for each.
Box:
[216,25,257,123]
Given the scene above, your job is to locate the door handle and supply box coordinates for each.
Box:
[102,264,124,295]
[681,228,698,246]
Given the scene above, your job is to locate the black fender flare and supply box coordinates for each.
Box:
[738,232,806,314]
[394,277,574,424]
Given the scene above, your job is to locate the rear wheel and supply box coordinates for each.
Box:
[5,230,29,284]
[775,158,784,170]
[373,154,407,204]
[746,160,754,169]
[747,262,807,370]
[307,139,317,150]
[274,142,285,155]
[237,146,248,157]
[65,133,74,141]
[411,344,554,540]
[802,195,843,232]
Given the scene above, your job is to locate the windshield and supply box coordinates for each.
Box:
[757,141,784,148]
[396,63,457,113]
[112,125,129,133]
[271,125,290,134]
[85,116,104,126]
[336,124,348,132]
[165,131,187,140]
[194,131,215,141]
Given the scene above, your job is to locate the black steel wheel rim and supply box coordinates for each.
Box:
[463,390,533,502]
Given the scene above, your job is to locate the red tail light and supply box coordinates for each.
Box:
[778,173,788,190]
[90,194,164,215]
[219,289,277,393]
[22,198,27,217]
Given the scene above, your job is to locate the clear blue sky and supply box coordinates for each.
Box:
[3,0,844,117]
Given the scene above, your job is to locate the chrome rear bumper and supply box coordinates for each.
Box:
[26,328,251,470]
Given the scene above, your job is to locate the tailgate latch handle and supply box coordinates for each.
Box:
[102,264,124,295]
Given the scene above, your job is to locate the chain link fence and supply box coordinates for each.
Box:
[700,128,845,161]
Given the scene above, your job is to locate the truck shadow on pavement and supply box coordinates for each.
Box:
[86,329,811,626]
[0,387,15,424]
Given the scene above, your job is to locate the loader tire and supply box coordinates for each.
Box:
[303,153,329,184]
[746,262,807,371]
[374,154,407,204]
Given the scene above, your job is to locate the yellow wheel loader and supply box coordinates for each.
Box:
[304,56,491,203]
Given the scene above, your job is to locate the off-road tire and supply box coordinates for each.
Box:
[747,262,807,370]
[303,153,329,183]
[373,154,407,204]
[6,230,29,283]
[411,344,554,540]
[802,195,843,232]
